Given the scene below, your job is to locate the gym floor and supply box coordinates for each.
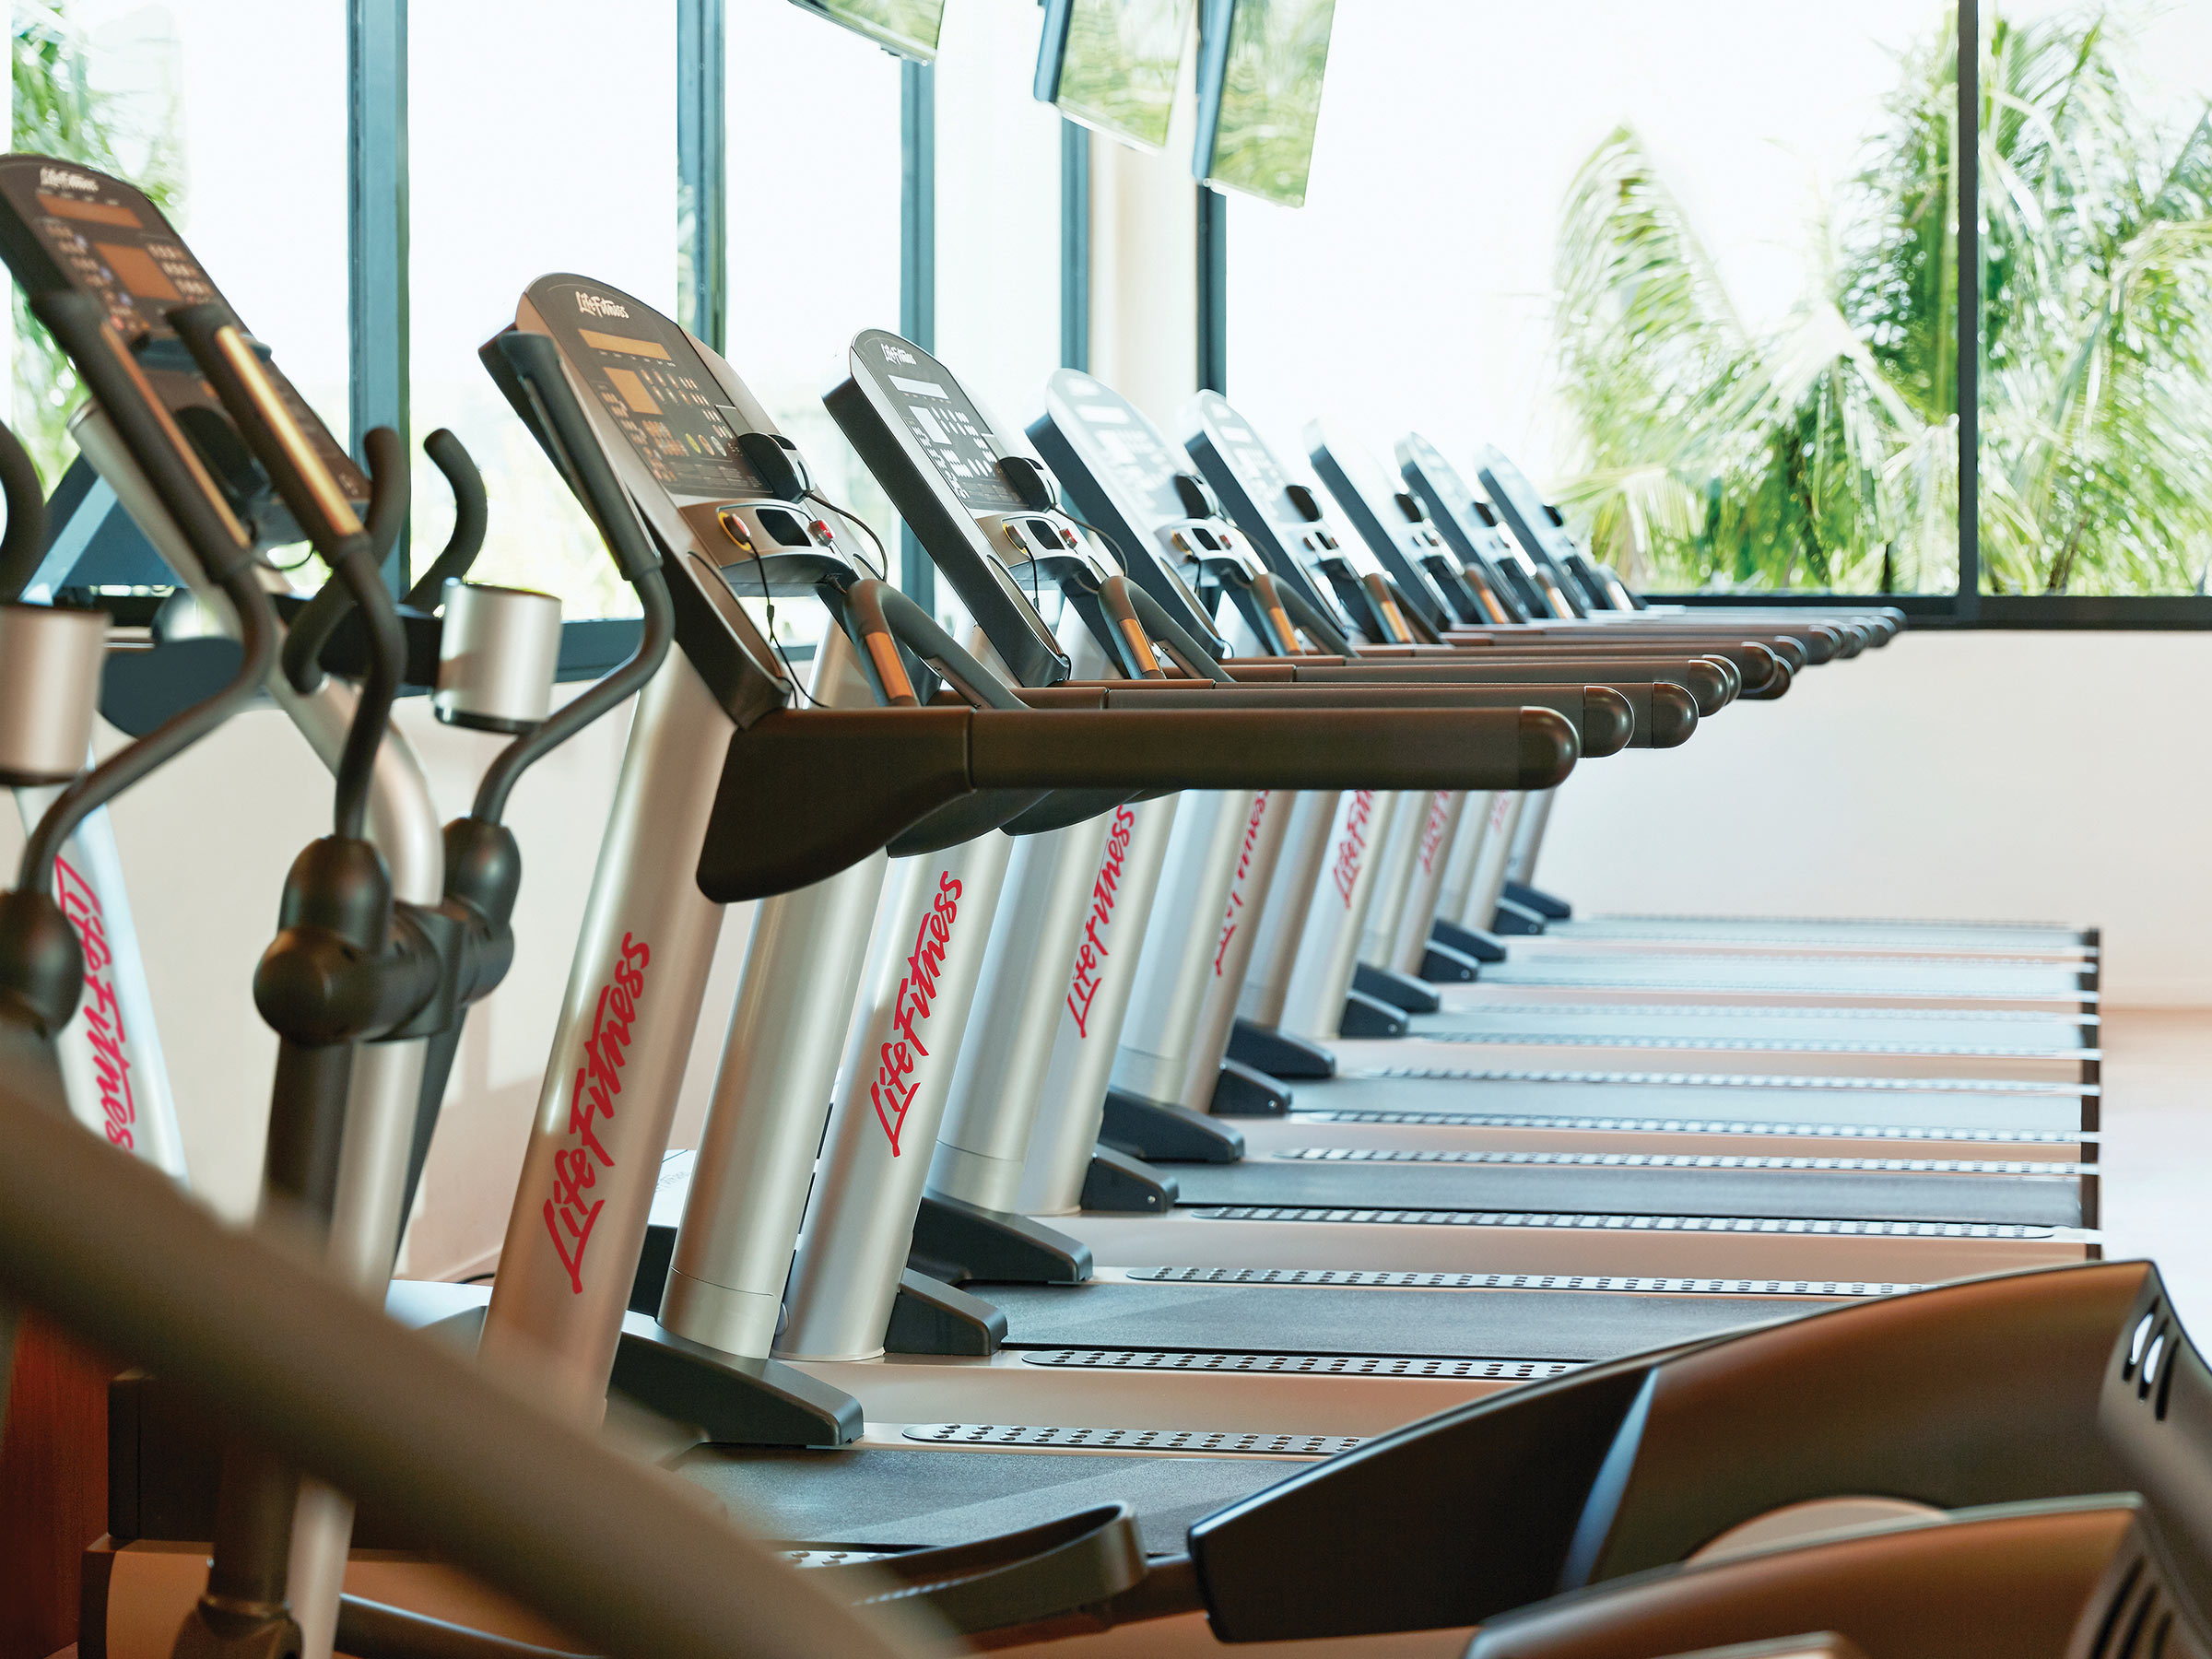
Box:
[2093,1009,2212,1327]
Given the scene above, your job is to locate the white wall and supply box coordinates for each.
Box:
[1537,629,2212,1005]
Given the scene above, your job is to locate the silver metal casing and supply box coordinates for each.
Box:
[432,580,561,732]
[0,602,105,784]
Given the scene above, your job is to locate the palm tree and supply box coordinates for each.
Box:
[1550,5,2212,595]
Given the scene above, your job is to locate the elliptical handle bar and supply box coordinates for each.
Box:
[279,423,409,693]
[171,302,405,841]
[404,428,490,609]
[0,418,48,603]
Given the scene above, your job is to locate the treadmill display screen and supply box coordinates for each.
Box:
[1057,377,1192,522]
[0,158,365,503]
[1199,0,1335,208]
[1399,433,1477,522]
[1049,0,1194,152]
[801,0,943,60]
[858,337,1026,514]
[528,277,761,498]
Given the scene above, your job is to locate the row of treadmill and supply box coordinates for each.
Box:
[0,152,2184,1659]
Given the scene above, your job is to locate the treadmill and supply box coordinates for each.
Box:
[1182,394,2096,1088]
[1026,372,2092,1175]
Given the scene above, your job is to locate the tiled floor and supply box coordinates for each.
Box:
[2093,1009,2212,1325]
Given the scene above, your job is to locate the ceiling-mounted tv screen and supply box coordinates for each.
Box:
[788,0,944,62]
[1033,0,1197,153]
[1193,0,1336,207]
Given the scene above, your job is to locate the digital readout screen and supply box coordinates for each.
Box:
[1060,382,1190,522]
[530,280,761,498]
[870,359,1025,513]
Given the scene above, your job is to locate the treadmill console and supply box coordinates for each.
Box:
[1030,368,1262,656]
[1182,390,1401,644]
[1474,444,1594,618]
[0,156,365,543]
[828,328,1075,688]
[510,274,865,597]
[1306,419,1481,629]
[1395,431,1536,622]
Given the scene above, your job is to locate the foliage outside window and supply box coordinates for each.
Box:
[1552,4,2212,597]
[11,1,183,483]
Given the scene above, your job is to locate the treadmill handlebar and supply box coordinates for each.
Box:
[696,704,1577,901]
[1009,681,1642,758]
[1235,657,1735,717]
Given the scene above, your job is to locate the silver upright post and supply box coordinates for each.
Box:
[1276,790,1398,1042]
[660,633,890,1359]
[1355,787,1429,971]
[1508,787,1557,886]
[1110,789,1262,1105]
[1173,786,1294,1112]
[1388,790,1467,975]
[776,830,1017,1360]
[1236,790,1338,1029]
[1430,789,1495,933]
[1459,791,1526,935]
[478,653,735,1423]
[1013,794,1180,1216]
[928,812,1116,1211]
[13,791,189,1180]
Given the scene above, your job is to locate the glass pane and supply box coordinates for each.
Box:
[1226,0,1959,594]
[1052,0,1194,152]
[409,0,678,619]
[934,0,1062,434]
[1977,3,2212,596]
[10,0,347,487]
[719,0,905,628]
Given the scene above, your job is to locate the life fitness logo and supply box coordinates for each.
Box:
[52,855,137,1150]
[1418,791,1453,876]
[1212,792,1272,977]
[40,166,100,194]
[1065,806,1138,1038]
[1330,791,1377,906]
[543,933,650,1294]
[871,870,963,1155]
[574,291,629,319]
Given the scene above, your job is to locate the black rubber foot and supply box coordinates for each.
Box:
[912,1192,1092,1284]
[631,1219,677,1313]
[1080,1146,1180,1212]
[1353,961,1441,1014]
[1490,897,1547,935]
[610,1313,864,1448]
[1431,918,1508,963]
[1101,1088,1245,1162]
[1228,1017,1336,1079]
[886,1268,1008,1357]
[1339,988,1408,1038]
[1418,941,1481,983]
[1210,1057,1292,1117]
[1504,881,1572,921]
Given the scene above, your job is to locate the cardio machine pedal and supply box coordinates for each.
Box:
[1353,961,1442,1014]
[1227,1017,1336,1079]
[1490,896,1548,935]
[1502,880,1572,920]
[1431,917,1509,963]
[1338,988,1409,1039]
[1209,1058,1293,1117]
[1100,1088,1245,1162]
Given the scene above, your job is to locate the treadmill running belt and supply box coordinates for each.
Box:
[983,1279,1812,1360]
[1403,1008,2090,1047]
[677,1446,1282,1554]
[1472,960,2088,994]
[1545,919,2088,949]
[1167,1159,2082,1225]
[1298,1077,2092,1135]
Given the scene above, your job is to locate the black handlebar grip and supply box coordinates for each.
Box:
[487,332,659,582]
[1646,680,1700,747]
[403,429,489,610]
[281,427,410,692]
[1579,687,1633,758]
[0,420,48,603]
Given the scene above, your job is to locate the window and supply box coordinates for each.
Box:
[10,0,348,482]
[1226,0,1958,597]
[408,0,679,619]
[1973,2,2212,597]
